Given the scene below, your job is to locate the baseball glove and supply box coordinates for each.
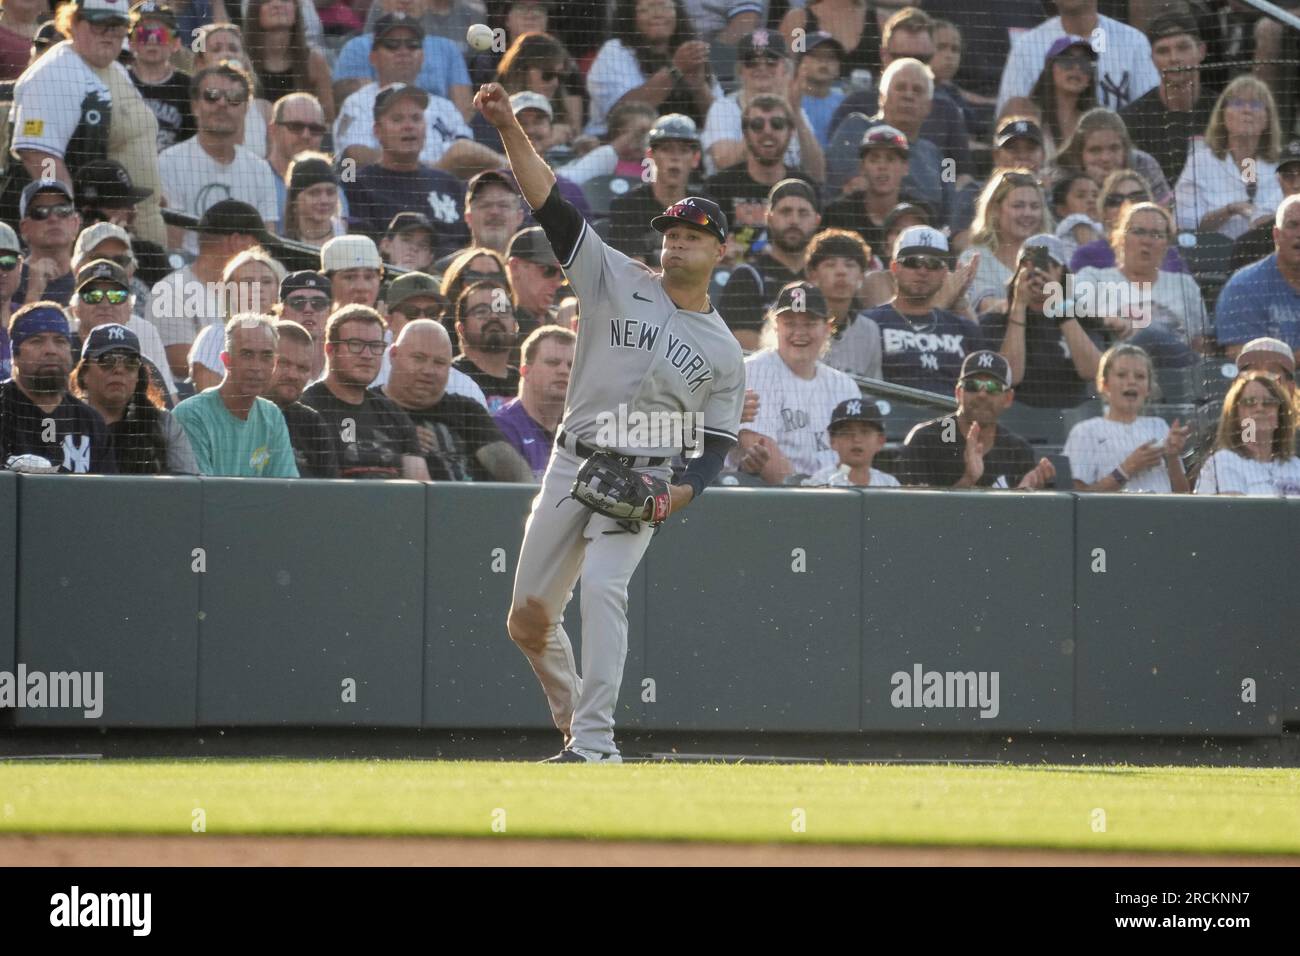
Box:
[572,452,672,525]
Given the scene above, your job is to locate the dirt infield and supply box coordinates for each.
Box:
[3,834,1298,866]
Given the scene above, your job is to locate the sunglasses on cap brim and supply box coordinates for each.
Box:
[663,202,714,229]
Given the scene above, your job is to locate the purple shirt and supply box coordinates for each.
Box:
[493,398,552,479]
[1069,239,1188,274]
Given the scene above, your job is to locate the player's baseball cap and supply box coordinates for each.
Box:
[280,270,331,300]
[739,29,788,62]
[73,222,133,269]
[467,169,518,200]
[859,124,909,158]
[802,31,846,58]
[506,226,560,266]
[1046,35,1097,63]
[0,222,19,254]
[648,113,700,147]
[76,258,131,293]
[129,0,177,27]
[767,178,820,214]
[77,0,130,25]
[828,397,885,435]
[81,323,141,361]
[1020,233,1069,269]
[510,91,552,120]
[1236,337,1295,375]
[374,11,424,40]
[770,280,830,320]
[995,117,1044,149]
[1146,9,1201,45]
[959,350,1013,388]
[1277,140,1300,172]
[386,271,442,309]
[74,160,153,208]
[196,199,272,242]
[893,225,950,261]
[650,197,727,244]
[374,82,429,119]
[20,179,74,220]
[321,235,382,273]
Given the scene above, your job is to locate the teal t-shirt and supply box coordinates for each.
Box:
[172,388,299,478]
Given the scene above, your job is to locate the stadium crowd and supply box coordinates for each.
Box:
[0,0,1298,496]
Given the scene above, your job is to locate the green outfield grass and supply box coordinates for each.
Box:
[1,761,1298,854]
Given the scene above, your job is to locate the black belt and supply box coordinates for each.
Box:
[557,428,670,468]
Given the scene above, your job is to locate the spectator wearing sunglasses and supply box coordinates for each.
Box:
[0,223,24,379]
[71,322,198,475]
[266,93,328,185]
[897,349,1055,490]
[158,61,282,255]
[360,0,488,57]
[865,226,986,395]
[1067,169,1182,274]
[126,1,196,150]
[16,181,80,309]
[10,0,168,249]
[1007,36,1099,157]
[505,226,566,345]
[699,30,823,181]
[172,313,298,477]
[54,221,154,326]
[70,258,177,400]
[274,270,331,381]
[0,302,115,474]
[262,318,339,478]
[451,279,520,413]
[476,31,583,150]
[1196,371,1300,497]
[301,304,430,480]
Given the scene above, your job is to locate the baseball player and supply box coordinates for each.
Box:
[476,82,746,764]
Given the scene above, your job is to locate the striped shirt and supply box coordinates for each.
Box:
[1063,415,1171,492]
[742,349,861,477]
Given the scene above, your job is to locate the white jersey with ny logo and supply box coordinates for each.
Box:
[742,349,861,477]
[558,218,746,457]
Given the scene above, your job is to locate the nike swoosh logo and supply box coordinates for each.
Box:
[523,438,535,444]
[633,292,652,302]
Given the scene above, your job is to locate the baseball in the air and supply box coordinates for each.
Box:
[467,23,494,52]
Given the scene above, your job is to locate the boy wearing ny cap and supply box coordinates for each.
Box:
[899,349,1055,490]
[802,398,899,488]
[0,302,116,474]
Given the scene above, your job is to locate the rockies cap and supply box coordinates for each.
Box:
[20,179,74,220]
[129,0,177,27]
[77,0,130,25]
[959,350,1012,388]
[1277,140,1300,172]
[374,82,429,120]
[1046,35,1097,62]
[770,280,830,319]
[73,222,133,268]
[280,270,331,300]
[81,323,141,360]
[386,271,442,309]
[74,159,153,207]
[374,11,424,40]
[883,201,930,234]
[385,211,436,238]
[767,177,820,213]
[828,397,885,434]
[321,234,382,273]
[739,28,788,62]
[893,225,949,261]
[1020,233,1069,268]
[467,169,517,199]
[859,124,909,158]
[802,31,846,58]
[648,113,700,147]
[76,258,130,293]
[650,197,727,244]
[995,117,1044,149]
[1146,9,1201,45]
[510,91,552,120]
[506,226,560,266]
[1236,337,1295,375]
[0,222,19,254]
[196,199,271,241]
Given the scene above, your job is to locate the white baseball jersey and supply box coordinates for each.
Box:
[1195,449,1300,497]
[742,349,861,477]
[804,463,900,488]
[11,41,114,165]
[1063,414,1171,492]
[333,83,474,168]
[158,137,281,255]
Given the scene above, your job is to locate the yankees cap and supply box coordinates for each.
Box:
[280,270,331,300]
[81,323,141,361]
[20,179,74,220]
[828,397,885,434]
[959,350,1012,388]
[648,113,700,147]
[650,197,728,244]
[374,11,424,39]
[995,117,1044,149]
[739,28,788,61]
[129,0,177,27]
[893,225,949,261]
[770,280,829,319]
[75,258,130,293]
[510,91,553,119]
[374,82,429,119]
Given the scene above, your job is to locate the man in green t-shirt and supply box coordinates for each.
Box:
[173,314,299,477]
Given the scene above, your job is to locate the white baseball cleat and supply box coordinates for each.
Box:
[540,747,623,764]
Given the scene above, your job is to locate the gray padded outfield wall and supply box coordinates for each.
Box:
[0,476,1295,736]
